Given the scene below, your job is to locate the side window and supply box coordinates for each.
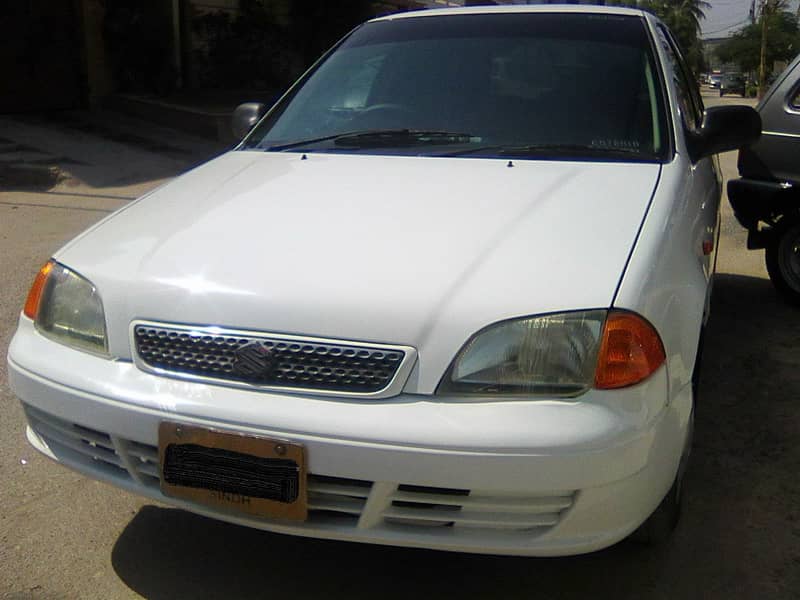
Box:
[790,86,800,110]
[655,25,703,133]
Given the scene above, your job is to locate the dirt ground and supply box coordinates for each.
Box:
[1,92,799,599]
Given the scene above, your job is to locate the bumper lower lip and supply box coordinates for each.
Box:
[7,320,692,556]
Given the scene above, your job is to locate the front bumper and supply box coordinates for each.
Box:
[8,317,693,556]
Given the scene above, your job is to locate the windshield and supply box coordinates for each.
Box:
[244,13,669,161]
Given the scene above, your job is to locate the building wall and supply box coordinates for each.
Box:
[79,0,116,105]
[0,1,84,112]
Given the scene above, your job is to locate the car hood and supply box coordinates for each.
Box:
[57,151,660,393]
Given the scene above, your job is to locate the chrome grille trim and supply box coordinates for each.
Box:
[130,320,418,399]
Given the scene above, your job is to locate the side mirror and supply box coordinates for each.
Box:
[232,102,267,141]
[688,106,761,161]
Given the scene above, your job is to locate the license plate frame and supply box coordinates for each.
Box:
[158,421,307,521]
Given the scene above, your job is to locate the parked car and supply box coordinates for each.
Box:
[719,73,746,97]
[728,53,800,303]
[7,6,759,556]
[709,73,723,88]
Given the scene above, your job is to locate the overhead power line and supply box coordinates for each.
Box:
[703,17,752,35]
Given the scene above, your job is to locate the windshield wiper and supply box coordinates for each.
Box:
[335,129,478,148]
[264,129,479,151]
[444,143,647,158]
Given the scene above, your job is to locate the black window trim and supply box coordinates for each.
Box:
[786,79,800,114]
[654,23,704,133]
[643,18,677,161]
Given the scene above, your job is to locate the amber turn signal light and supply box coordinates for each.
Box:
[594,310,665,389]
[23,261,55,320]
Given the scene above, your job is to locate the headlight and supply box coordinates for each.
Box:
[23,260,108,356]
[437,310,664,397]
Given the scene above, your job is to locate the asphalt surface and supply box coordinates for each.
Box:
[2,91,799,599]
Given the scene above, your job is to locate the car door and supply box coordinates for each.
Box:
[655,24,722,303]
[758,58,800,185]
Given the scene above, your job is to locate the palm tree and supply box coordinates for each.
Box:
[642,0,711,73]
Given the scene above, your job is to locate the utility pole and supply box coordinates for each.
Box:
[757,0,790,98]
[758,0,768,99]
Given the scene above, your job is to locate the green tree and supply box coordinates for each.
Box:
[716,7,800,80]
[641,0,711,73]
[192,0,295,90]
[601,0,710,73]
[289,1,375,68]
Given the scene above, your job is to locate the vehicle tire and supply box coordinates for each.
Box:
[691,325,705,405]
[630,471,683,545]
[630,408,692,545]
[765,222,800,305]
[719,89,724,97]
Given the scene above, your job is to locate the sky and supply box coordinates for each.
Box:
[701,0,800,39]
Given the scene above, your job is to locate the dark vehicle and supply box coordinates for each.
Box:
[719,73,746,97]
[728,54,800,302]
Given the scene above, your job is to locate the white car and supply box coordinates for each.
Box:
[7,6,760,556]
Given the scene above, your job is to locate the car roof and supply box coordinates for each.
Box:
[370,5,649,22]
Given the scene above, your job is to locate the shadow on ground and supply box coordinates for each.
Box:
[0,162,63,193]
[110,273,800,600]
[1,111,227,192]
[21,112,215,159]
[111,509,667,600]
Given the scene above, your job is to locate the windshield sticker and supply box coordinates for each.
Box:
[591,139,641,150]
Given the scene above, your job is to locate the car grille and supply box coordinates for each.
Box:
[24,405,577,537]
[133,322,412,396]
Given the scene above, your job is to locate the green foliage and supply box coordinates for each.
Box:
[104,0,176,94]
[641,0,710,73]
[289,1,375,68]
[191,0,374,91]
[192,0,295,90]
[595,0,710,73]
[715,10,800,77]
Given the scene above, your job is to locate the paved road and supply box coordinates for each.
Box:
[2,93,799,599]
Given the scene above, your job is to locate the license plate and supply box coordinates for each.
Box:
[158,422,307,521]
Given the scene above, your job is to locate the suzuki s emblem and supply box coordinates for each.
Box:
[232,342,276,378]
